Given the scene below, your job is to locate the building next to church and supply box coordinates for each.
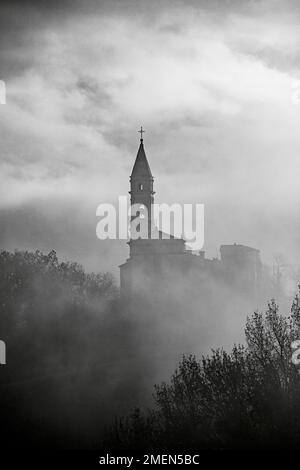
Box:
[120,131,262,302]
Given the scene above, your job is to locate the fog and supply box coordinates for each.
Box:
[1,0,300,450]
[0,247,281,449]
[1,0,300,270]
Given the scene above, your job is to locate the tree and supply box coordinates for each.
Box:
[0,249,146,449]
[103,288,300,450]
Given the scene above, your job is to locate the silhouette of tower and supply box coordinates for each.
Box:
[129,127,155,240]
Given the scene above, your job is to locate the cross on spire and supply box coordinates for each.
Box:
[138,126,145,141]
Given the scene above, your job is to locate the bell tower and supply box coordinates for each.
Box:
[129,127,155,239]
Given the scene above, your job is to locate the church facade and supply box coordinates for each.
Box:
[120,134,262,301]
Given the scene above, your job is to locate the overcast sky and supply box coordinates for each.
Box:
[0,0,300,276]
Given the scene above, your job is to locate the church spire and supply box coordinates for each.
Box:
[131,127,152,177]
[129,127,155,241]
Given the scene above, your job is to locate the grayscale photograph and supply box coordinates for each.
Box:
[0,0,300,465]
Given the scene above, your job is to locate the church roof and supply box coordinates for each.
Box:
[131,139,153,178]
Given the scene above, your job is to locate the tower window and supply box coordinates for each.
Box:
[138,183,143,190]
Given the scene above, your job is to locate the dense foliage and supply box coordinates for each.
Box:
[0,250,144,448]
[2,249,300,450]
[104,293,300,450]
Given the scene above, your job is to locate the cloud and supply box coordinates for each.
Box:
[0,0,300,269]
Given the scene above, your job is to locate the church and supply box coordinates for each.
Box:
[120,130,262,302]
